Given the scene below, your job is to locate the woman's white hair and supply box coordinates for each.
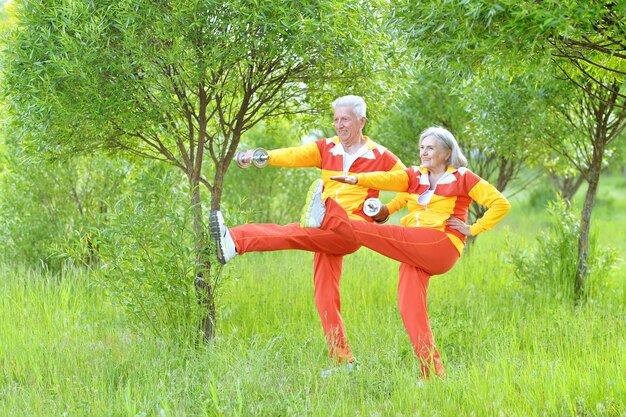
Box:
[332,95,367,120]
[419,126,468,168]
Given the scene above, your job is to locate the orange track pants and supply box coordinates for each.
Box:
[230,222,360,363]
[323,198,460,378]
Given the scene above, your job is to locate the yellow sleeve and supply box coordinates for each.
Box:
[385,192,409,214]
[267,142,322,168]
[468,180,511,236]
[382,160,408,214]
[355,170,410,193]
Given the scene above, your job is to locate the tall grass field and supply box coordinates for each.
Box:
[1,176,625,416]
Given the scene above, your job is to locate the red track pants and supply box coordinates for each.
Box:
[322,198,461,378]
[229,222,360,363]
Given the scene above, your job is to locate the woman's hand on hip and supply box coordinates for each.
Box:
[447,217,471,236]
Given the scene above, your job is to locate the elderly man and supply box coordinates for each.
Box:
[211,95,407,374]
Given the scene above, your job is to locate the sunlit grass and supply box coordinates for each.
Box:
[2,248,625,416]
[2,183,626,415]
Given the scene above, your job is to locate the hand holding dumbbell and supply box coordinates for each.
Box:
[363,197,390,223]
[234,148,269,169]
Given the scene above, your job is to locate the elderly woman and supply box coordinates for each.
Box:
[300,126,511,380]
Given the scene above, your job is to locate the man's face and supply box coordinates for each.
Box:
[333,106,365,143]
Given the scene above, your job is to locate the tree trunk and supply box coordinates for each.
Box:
[575,166,600,301]
[190,179,216,341]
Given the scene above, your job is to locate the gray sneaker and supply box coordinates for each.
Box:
[300,179,326,228]
[209,211,237,264]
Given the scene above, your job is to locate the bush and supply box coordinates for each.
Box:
[0,153,133,271]
[82,167,217,342]
[509,198,618,300]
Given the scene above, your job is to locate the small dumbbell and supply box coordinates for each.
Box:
[363,197,382,217]
[234,148,269,169]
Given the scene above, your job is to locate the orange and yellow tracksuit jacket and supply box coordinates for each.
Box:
[353,166,511,253]
[267,136,408,220]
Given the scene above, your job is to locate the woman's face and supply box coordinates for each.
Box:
[420,135,451,172]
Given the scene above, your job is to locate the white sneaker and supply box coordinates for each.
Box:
[321,361,357,378]
[209,211,237,264]
[300,179,326,228]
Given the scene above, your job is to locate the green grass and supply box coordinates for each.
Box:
[2,176,626,416]
[2,248,625,416]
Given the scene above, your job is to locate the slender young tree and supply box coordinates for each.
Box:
[395,0,626,299]
[2,0,402,339]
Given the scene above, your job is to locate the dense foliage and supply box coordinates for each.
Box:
[1,0,625,336]
[1,2,625,413]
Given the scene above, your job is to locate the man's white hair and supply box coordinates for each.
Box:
[332,95,367,120]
